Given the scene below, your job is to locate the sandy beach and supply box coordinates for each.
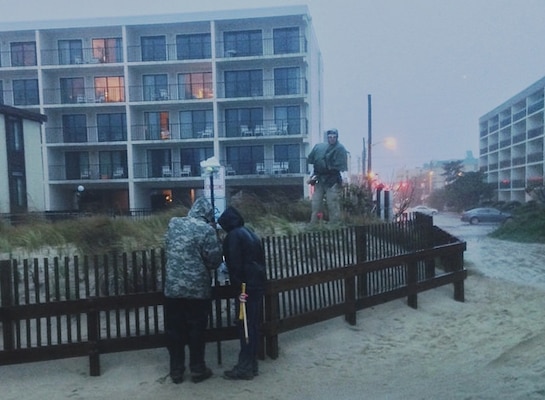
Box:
[2,213,545,400]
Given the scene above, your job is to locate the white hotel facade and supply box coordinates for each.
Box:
[479,76,545,203]
[0,6,323,213]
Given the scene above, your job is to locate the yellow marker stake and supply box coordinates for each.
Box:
[239,283,249,344]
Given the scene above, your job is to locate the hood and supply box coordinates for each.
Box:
[218,206,244,232]
[188,197,215,223]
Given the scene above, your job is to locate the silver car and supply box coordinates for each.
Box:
[460,207,513,225]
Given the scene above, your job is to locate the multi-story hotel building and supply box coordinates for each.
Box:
[0,5,322,213]
[479,76,544,203]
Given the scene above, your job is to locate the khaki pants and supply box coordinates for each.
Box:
[310,182,341,223]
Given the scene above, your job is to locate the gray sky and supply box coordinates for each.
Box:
[2,0,545,179]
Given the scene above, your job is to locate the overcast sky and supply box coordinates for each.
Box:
[2,0,545,179]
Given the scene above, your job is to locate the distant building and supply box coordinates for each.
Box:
[0,5,322,212]
[479,76,545,203]
[0,105,47,213]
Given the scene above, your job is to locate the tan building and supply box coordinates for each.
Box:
[0,105,47,213]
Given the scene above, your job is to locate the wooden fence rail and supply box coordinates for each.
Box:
[1,215,467,376]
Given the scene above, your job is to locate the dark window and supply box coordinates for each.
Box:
[0,81,3,104]
[177,33,211,60]
[58,40,83,65]
[274,105,300,134]
[60,77,85,104]
[141,36,166,61]
[273,27,300,54]
[62,114,87,142]
[274,144,300,173]
[11,41,37,66]
[224,30,262,57]
[65,152,89,180]
[180,147,214,173]
[13,79,39,105]
[99,150,127,178]
[180,110,213,138]
[97,113,127,141]
[224,108,263,137]
[147,149,171,177]
[92,38,123,63]
[274,67,300,95]
[226,145,264,175]
[143,74,168,101]
[224,70,262,98]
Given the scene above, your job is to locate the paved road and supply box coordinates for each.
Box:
[432,211,545,290]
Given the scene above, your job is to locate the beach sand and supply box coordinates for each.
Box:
[2,215,545,400]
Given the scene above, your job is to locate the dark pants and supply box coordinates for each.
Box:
[233,292,263,374]
[164,297,210,374]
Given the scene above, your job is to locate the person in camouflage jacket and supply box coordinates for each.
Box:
[163,197,222,384]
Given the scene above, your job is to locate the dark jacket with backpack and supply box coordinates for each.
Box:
[217,206,267,295]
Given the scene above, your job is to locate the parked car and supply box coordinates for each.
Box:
[408,205,438,216]
[460,207,513,225]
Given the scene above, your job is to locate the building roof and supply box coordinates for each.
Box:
[0,5,309,32]
[0,104,47,123]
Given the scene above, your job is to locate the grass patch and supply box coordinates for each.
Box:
[490,201,545,243]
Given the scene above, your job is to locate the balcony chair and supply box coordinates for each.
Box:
[256,163,266,175]
[80,169,90,179]
[180,165,192,177]
[225,165,236,176]
[162,165,172,177]
[113,166,124,178]
[240,125,253,136]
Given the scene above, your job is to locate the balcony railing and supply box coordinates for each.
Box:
[40,47,123,66]
[46,126,127,144]
[216,36,307,59]
[216,77,307,99]
[49,163,127,181]
[127,84,213,102]
[528,126,544,139]
[42,87,125,105]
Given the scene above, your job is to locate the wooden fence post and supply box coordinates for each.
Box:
[407,261,418,309]
[355,226,367,298]
[263,289,279,359]
[0,260,15,351]
[87,297,100,376]
[344,275,356,325]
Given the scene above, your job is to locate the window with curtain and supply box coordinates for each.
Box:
[13,79,39,106]
[62,114,87,143]
[58,39,83,65]
[225,145,264,175]
[92,38,123,63]
[143,74,168,101]
[224,70,263,98]
[180,109,213,138]
[5,116,26,212]
[145,111,170,140]
[223,30,262,56]
[274,67,300,96]
[177,33,211,60]
[273,27,300,54]
[94,76,124,102]
[60,77,85,104]
[224,108,263,137]
[97,113,127,142]
[11,42,37,66]
[178,72,213,99]
[141,36,166,61]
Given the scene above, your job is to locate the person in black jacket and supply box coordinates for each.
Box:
[217,206,267,380]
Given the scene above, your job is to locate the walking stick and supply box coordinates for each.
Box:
[239,283,249,344]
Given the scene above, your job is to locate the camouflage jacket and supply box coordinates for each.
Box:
[164,197,222,299]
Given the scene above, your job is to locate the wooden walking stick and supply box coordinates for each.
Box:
[239,283,249,344]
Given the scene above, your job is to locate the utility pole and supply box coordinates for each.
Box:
[367,94,372,177]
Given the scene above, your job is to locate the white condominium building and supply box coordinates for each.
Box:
[0,5,322,213]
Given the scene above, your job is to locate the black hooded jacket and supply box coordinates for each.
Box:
[218,207,267,294]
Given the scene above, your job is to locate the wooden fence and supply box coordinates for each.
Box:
[0,214,467,376]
